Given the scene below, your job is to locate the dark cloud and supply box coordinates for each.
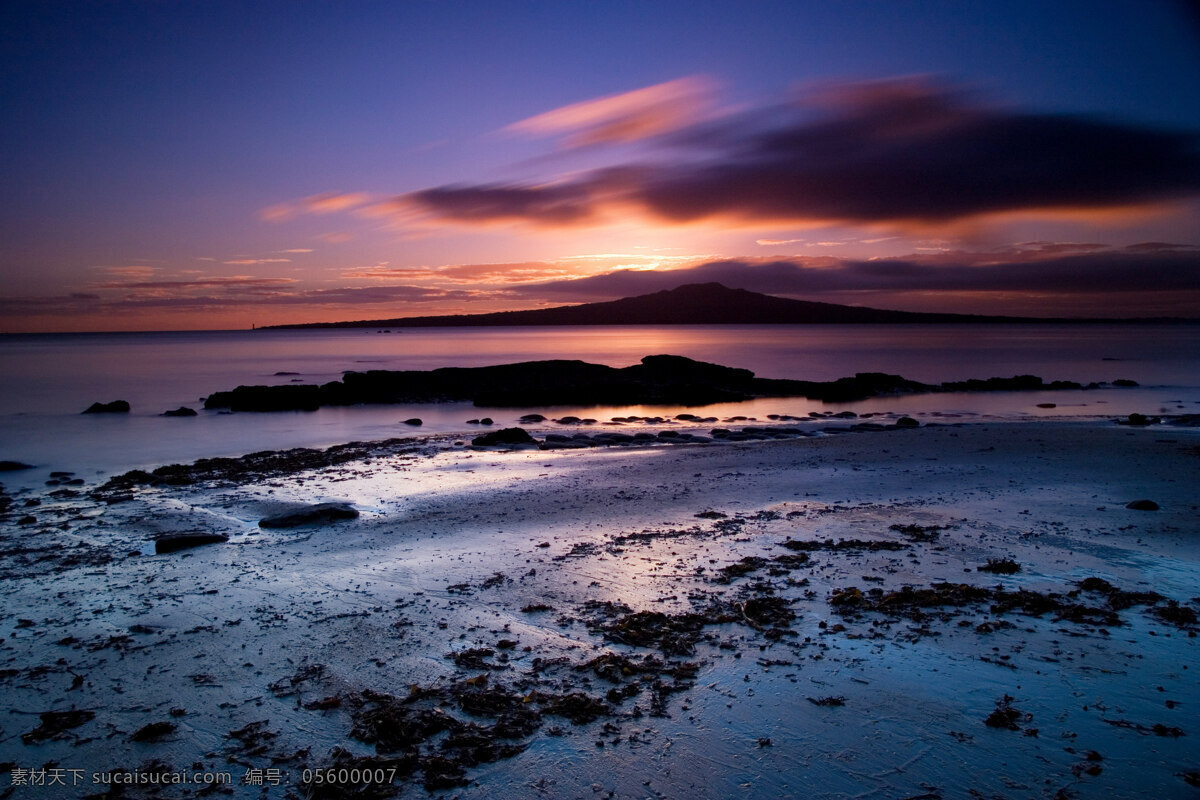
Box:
[516,244,1200,300]
[0,293,103,313]
[400,79,1200,228]
[1,284,481,316]
[91,277,298,291]
[408,183,598,225]
[111,285,479,309]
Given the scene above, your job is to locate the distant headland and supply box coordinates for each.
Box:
[260,283,1192,329]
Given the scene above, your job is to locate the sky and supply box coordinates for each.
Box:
[2,0,1199,332]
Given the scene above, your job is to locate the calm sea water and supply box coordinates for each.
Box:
[1,324,1198,488]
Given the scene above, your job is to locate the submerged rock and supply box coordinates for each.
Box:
[259,502,360,528]
[402,418,423,426]
[1125,499,1160,511]
[0,460,34,471]
[162,406,198,417]
[154,532,229,554]
[83,400,130,414]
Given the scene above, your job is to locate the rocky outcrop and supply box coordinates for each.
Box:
[83,400,130,414]
[0,461,34,471]
[162,407,198,417]
[201,354,1136,413]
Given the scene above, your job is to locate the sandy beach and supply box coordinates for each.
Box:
[1,420,1198,799]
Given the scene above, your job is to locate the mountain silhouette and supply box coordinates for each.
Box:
[265,283,1046,329]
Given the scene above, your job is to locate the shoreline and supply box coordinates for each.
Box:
[1,421,1198,798]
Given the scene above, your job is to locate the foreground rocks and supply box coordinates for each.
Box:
[202,354,1129,412]
[471,428,537,447]
[154,532,229,554]
[92,438,421,496]
[258,501,360,528]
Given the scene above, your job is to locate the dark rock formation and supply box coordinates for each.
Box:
[402,418,423,426]
[83,400,130,414]
[162,407,198,417]
[472,428,537,447]
[259,502,360,529]
[1125,499,1159,511]
[940,375,1082,392]
[202,354,1136,413]
[154,532,229,554]
[0,461,34,471]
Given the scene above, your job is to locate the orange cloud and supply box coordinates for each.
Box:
[505,76,718,148]
[260,192,373,222]
[96,265,159,279]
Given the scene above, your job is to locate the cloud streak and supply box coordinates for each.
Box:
[2,283,481,315]
[504,76,718,148]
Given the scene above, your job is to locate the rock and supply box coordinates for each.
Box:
[21,710,95,744]
[1113,379,1139,387]
[478,417,493,425]
[204,384,323,412]
[82,400,130,414]
[1125,499,1159,511]
[895,416,920,428]
[519,414,546,424]
[129,721,178,741]
[1036,403,1056,409]
[1118,413,1159,426]
[472,427,536,447]
[154,532,229,554]
[0,460,34,471]
[402,418,423,426]
[162,407,198,417]
[259,502,360,528]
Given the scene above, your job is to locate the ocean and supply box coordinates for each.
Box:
[2,324,1198,489]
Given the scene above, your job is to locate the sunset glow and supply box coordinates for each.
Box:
[2,1,1198,331]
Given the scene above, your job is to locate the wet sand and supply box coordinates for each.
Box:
[1,421,1198,799]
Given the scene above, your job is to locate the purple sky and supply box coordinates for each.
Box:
[2,0,1199,330]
